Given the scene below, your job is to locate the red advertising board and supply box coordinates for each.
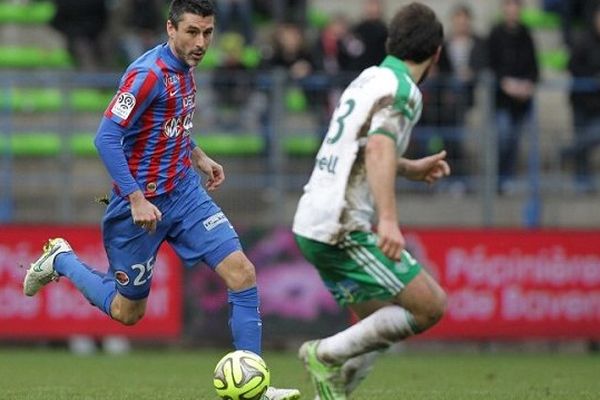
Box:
[1,226,599,341]
[404,229,600,340]
[0,226,182,339]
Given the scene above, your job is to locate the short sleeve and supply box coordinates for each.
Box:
[104,68,161,128]
[368,106,402,142]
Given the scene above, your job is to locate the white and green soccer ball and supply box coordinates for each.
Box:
[213,350,271,400]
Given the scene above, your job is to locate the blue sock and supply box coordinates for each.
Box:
[228,286,262,355]
[54,252,117,317]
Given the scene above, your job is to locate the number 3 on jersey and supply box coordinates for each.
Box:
[326,98,356,144]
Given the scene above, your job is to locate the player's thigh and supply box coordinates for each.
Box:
[166,197,241,270]
[214,250,257,290]
[295,232,420,306]
[103,195,167,301]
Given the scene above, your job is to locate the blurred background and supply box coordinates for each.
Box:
[0,0,599,364]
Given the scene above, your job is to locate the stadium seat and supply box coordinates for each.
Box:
[197,48,221,70]
[241,46,261,69]
[282,135,320,156]
[5,88,62,112]
[1,132,323,158]
[1,88,113,112]
[2,132,62,157]
[70,89,114,112]
[69,133,97,157]
[520,7,561,30]
[194,134,264,156]
[307,7,330,30]
[284,87,308,113]
[0,1,55,25]
[539,49,568,71]
[0,47,72,69]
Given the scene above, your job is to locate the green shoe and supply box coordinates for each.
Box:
[298,340,346,400]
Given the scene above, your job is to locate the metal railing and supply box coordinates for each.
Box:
[0,70,597,226]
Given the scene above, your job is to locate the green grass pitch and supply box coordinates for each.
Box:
[0,348,598,399]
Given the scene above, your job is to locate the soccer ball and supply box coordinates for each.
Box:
[213,350,271,400]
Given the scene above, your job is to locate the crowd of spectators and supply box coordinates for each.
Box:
[45,0,600,193]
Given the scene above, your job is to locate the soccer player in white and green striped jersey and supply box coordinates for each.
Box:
[293,3,450,399]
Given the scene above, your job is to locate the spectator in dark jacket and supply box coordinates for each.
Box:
[434,4,487,182]
[563,5,600,193]
[352,0,388,71]
[51,0,109,70]
[487,0,539,192]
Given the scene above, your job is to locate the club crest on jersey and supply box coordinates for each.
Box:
[111,92,136,120]
[115,270,130,286]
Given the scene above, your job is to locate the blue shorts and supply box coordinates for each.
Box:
[102,172,241,300]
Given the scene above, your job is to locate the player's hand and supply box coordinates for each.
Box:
[402,150,450,184]
[129,190,162,233]
[193,152,225,191]
[376,219,405,261]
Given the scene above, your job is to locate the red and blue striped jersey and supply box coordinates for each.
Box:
[104,43,196,197]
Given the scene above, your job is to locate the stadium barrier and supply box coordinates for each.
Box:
[2,226,599,343]
[1,70,598,225]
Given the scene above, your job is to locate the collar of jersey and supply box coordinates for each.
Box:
[380,55,415,84]
[161,43,191,72]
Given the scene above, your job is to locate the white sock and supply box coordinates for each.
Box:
[318,305,418,364]
[342,350,383,395]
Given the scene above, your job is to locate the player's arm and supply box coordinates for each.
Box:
[190,145,224,191]
[94,117,162,233]
[98,68,163,232]
[397,150,450,184]
[366,133,404,260]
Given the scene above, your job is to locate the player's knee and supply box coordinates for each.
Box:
[415,289,447,330]
[110,303,145,326]
[218,254,257,291]
[227,261,256,291]
[113,310,145,326]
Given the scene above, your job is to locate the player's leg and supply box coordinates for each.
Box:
[167,195,299,400]
[215,250,262,355]
[165,175,263,353]
[393,267,446,331]
[23,194,167,326]
[214,252,301,400]
[313,270,446,365]
[23,238,151,325]
[23,238,116,317]
[296,232,445,398]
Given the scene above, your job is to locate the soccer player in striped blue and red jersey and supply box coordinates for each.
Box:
[23,1,299,398]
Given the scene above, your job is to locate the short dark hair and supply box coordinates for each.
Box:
[452,4,472,19]
[168,0,215,28]
[386,2,444,63]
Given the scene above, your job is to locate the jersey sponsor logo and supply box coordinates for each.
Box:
[163,112,193,138]
[115,270,130,286]
[169,88,179,97]
[203,211,228,231]
[315,154,339,175]
[111,92,136,120]
[183,94,195,108]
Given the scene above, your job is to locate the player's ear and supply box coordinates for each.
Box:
[166,19,176,38]
[433,46,442,64]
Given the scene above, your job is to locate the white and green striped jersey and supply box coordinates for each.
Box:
[292,56,423,244]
